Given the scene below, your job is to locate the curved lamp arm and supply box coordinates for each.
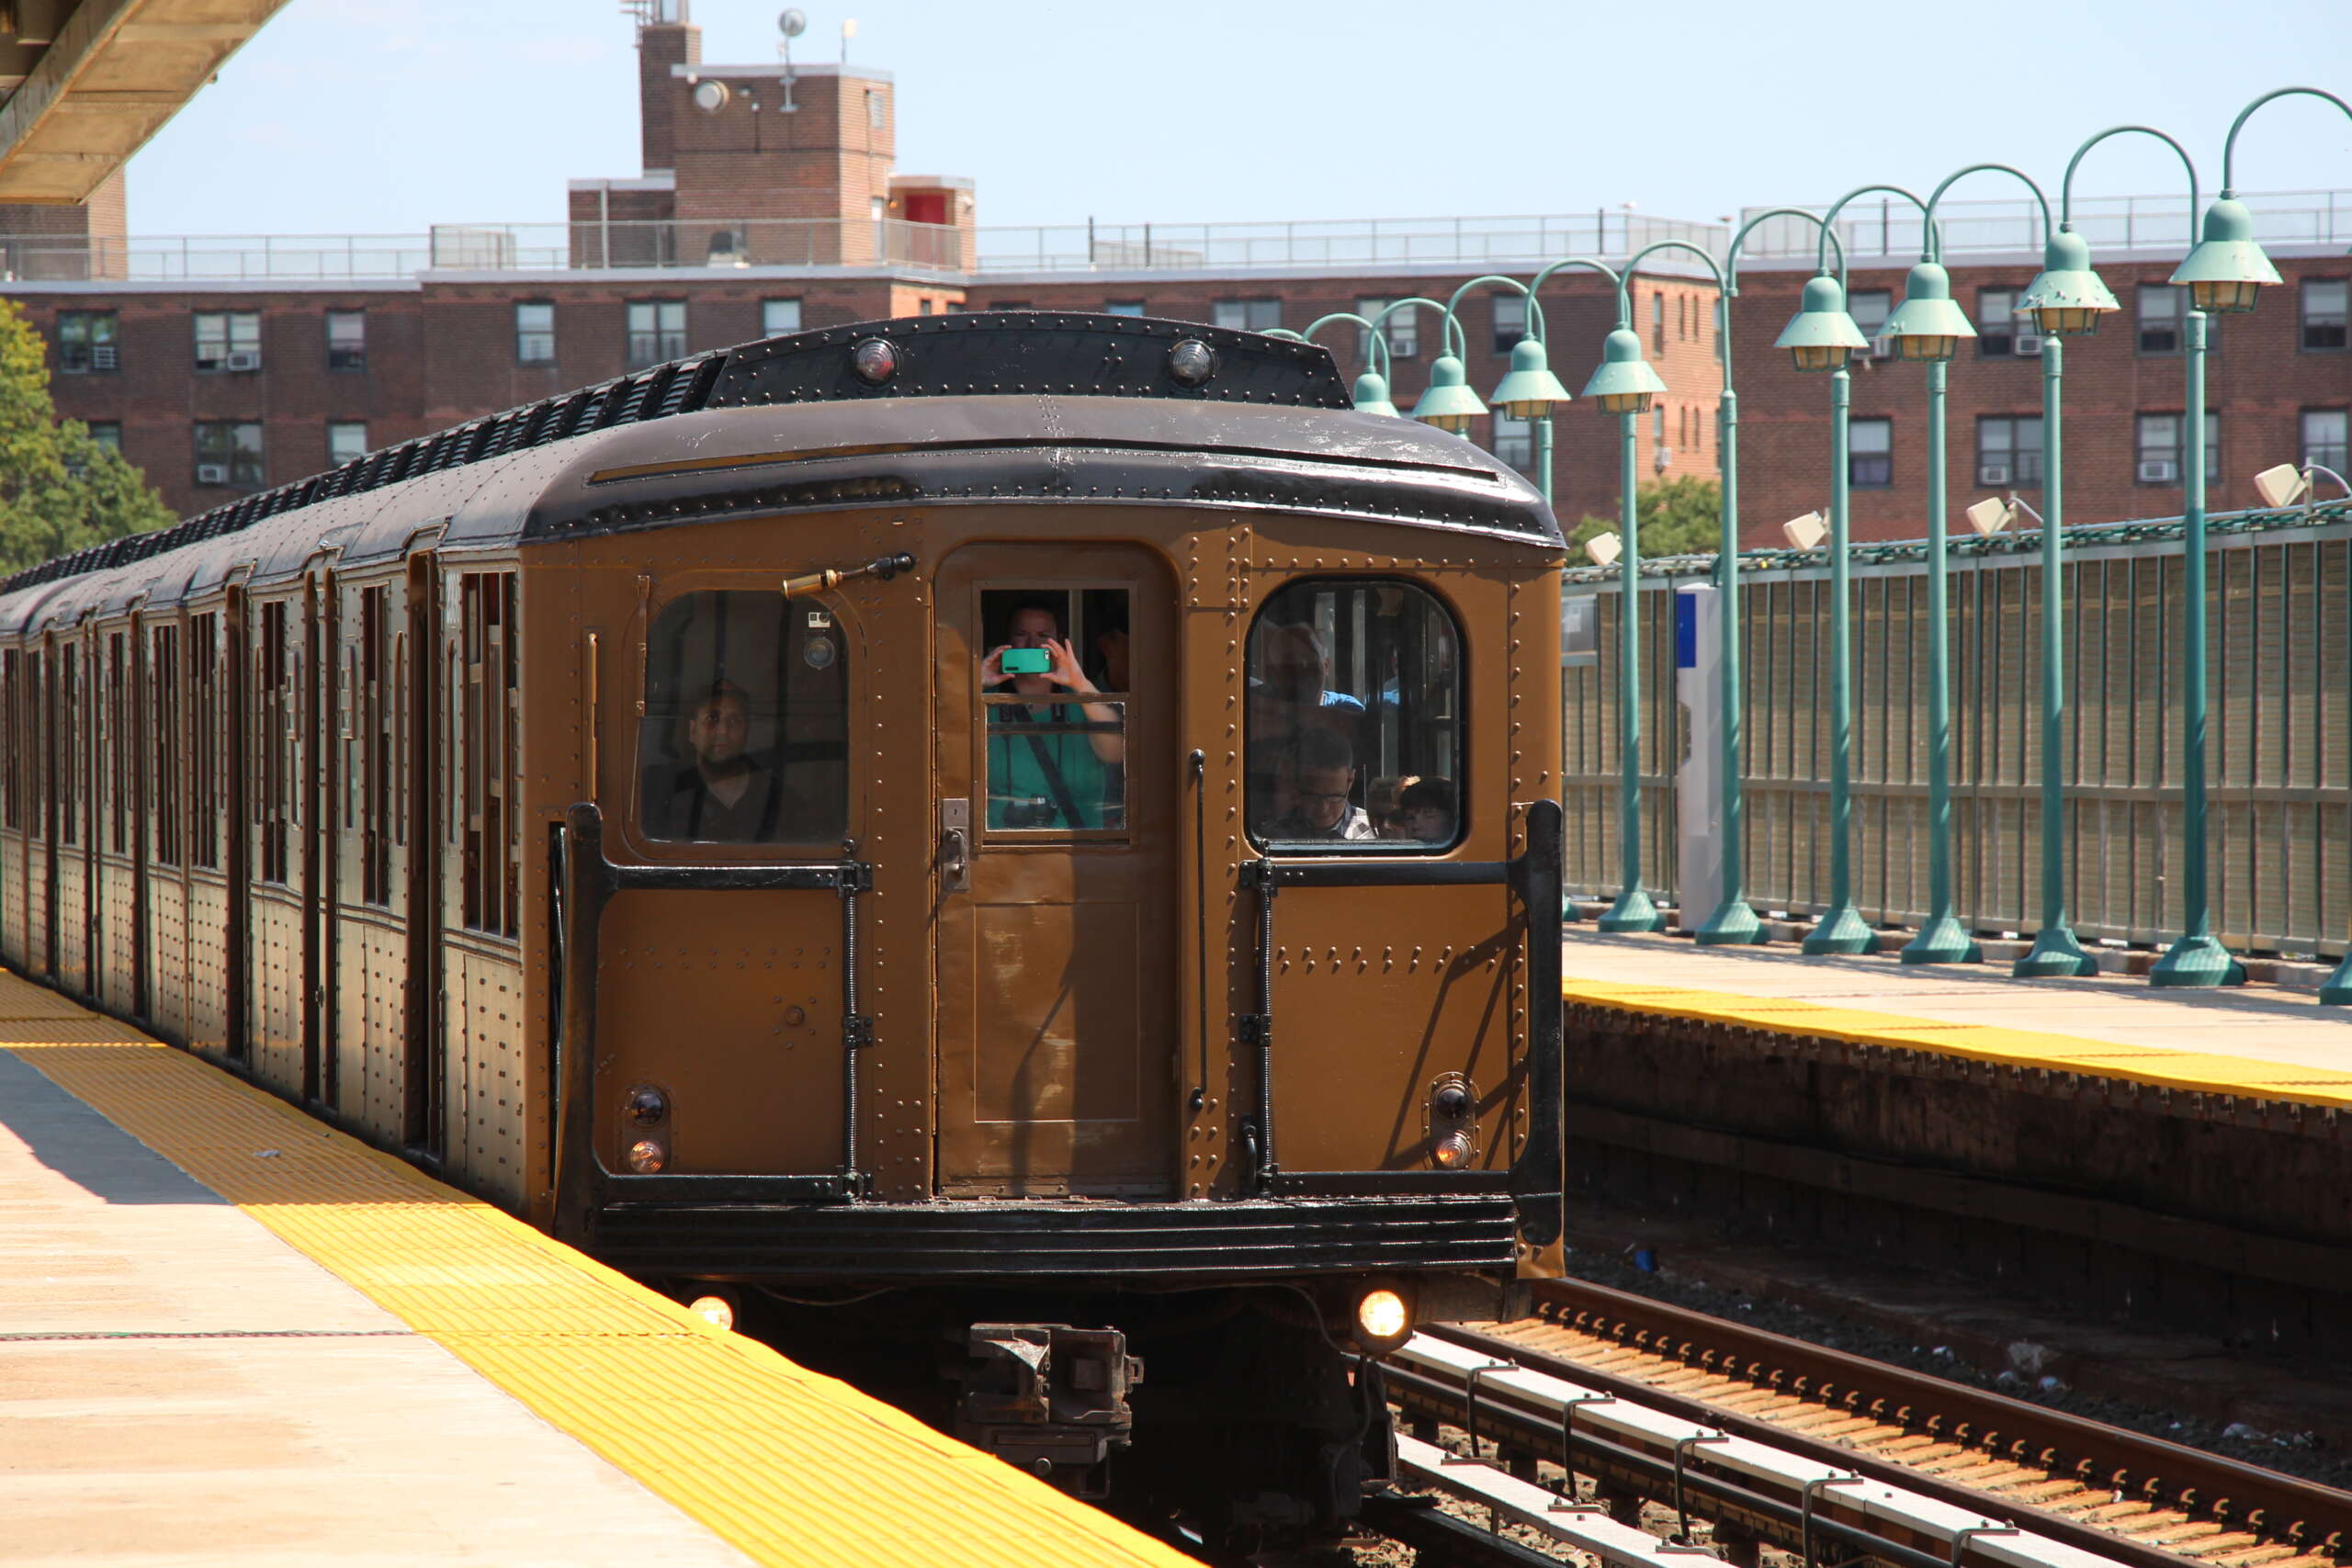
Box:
[1615,240,1726,333]
[1922,164,2052,254]
[2060,125,2199,231]
[1725,208,1848,299]
[2222,86,2352,195]
[1442,273,1547,355]
[1816,183,1938,274]
[1295,297,1464,373]
[1529,254,1623,310]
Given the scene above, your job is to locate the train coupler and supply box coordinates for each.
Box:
[952,1324,1143,1499]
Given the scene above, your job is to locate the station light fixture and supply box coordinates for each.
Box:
[1487,336,1575,420]
[1351,369,1401,419]
[1781,510,1826,550]
[2170,197,2281,314]
[1353,1287,1410,1352]
[2018,228,2120,337]
[1579,329,1667,415]
[1775,275,1870,372]
[1583,531,1623,567]
[1409,353,1487,434]
[2253,461,2351,513]
[1964,495,2018,536]
[1879,262,1976,363]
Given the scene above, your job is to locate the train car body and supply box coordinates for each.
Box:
[0,313,1566,1536]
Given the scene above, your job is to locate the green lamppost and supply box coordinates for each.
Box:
[1984,165,2113,978]
[1779,194,1882,954]
[1875,201,1981,964]
[2151,86,2350,987]
[1691,209,1850,948]
[1440,276,1575,481]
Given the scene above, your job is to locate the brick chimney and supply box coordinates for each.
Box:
[635,2,701,174]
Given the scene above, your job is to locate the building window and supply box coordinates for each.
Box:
[2137,284,2183,354]
[193,422,263,488]
[56,310,118,373]
[1355,297,1418,360]
[626,299,687,368]
[2135,412,2221,484]
[917,298,933,316]
[760,298,803,337]
[328,421,368,466]
[1976,288,2023,357]
[1977,415,2043,487]
[1653,404,1668,458]
[1492,293,1526,355]
[989,299,1030,311]
[1492,411,1533,471]
[86,421,120,452]
[1212,299,1282,333]
[193,311,262,372]
[514,301,555,365]
[866,88,885,129]
[2303,410,2349,474]
[2302,278,2348,351]
[326,310,367,371]
[1848,288,1892,358]
[1651,291,1666,355]
[1103,300,1146,316]
[1849,417,1892,488]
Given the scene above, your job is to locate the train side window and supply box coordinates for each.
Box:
[978,587,1128,834]
[1246,581,1462,852]
[1,649,17,831]
[255,600,290,884]
[151,625,181,867]
[190,614,220,870]
[60,644,78,846]
[106,632,127,854]
[458,571,520,935]
[637,591,847,848]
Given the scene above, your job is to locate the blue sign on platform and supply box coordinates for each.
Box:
[1674,591,1699,671]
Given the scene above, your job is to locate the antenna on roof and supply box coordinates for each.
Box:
[841,17,856,63]
[777,9,805,108]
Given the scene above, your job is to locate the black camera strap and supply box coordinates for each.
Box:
[1005,703,1089,828]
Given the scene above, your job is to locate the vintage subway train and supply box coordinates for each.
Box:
[0,311,1566,1536]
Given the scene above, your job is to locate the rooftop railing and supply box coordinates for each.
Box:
[1736,187,2352,264]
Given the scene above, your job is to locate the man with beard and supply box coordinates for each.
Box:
[643,679,798,842]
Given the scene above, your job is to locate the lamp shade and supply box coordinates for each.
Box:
[2018,228,2119,337]
[1880,260,1976,363]
[2170,197,2280,315]
[1775,274,1870,372]
[1580,328,1668,415]
[1409,353,1487,434]
[1488,336,1574,419]
[1351,369,1401,419]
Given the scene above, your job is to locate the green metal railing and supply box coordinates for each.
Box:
[1562,501,2352,958]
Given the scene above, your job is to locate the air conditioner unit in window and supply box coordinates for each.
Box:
[195,463,230,485]
[2138,459,2179,483]
[2013,333,2043,356]
[224,351,262,371]
[1869,337,1893,360]
[1979,463,2012,485]
[90,345,118,370]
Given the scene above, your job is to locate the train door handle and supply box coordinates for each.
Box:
[939,797,971,894]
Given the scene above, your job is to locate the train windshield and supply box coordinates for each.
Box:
[637,591,848,847]
[1245,581,1462,851]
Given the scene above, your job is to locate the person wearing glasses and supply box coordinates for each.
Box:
[1264,724,1375,841]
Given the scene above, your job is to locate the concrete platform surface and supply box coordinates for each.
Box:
[0,974,1196,1568]
[1561,931,2352,1106]
[0,1051,757,1568]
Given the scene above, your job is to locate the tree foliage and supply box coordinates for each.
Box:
[1569,476,1724,560]
[0,298,172,575]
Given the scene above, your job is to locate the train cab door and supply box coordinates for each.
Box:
[932,545,1179,1198]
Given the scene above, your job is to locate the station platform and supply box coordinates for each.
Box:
[0,970,1194,1568]
[1559,931,2352,1111]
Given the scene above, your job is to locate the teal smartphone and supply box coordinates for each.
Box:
[1001,648,1052,674]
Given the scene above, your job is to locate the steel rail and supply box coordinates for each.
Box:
[1499,1277,2352,1561]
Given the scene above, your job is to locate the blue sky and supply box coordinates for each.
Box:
[128,0,2352,238]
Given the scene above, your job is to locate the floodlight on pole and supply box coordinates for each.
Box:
[1781,511,1826,550]
[1585,532,1623,567]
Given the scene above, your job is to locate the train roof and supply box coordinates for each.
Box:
[0,311,1559,634]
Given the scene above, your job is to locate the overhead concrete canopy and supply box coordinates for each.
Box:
[0,0,288,204]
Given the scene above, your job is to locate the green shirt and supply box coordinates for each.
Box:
[987,702,1113,829]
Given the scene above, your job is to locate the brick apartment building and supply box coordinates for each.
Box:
[2,0,2345,541]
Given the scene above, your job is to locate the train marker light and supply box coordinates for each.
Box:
[687,1293,737,1331]
[850,337,899,384]
[1355,1289,1409,1350]
[625,1085,669,1126]
[1166,338,1217,386]
[1431,1131,1474,1169]
[626,1138,669,1174]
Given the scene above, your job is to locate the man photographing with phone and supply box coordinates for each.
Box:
[982,601,1126,829]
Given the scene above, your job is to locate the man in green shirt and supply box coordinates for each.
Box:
[983,603,1125,829]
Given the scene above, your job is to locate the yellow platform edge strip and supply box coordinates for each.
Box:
[0,974,1194,1568]
[1563,975,2352,1111]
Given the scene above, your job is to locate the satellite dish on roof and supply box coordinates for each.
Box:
[779,8,807,37]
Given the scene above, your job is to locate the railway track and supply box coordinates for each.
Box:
[1371,1276,2349,1568]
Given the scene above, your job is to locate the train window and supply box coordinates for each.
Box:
[978,588,1127,833]
[0,649,16,831]
[60,644,78,846]
[256,600,290,885]
[107,632,127,854]
[152,625,181,868]
[1246,581,1462,852]
[637,590,847,848]
[358,586,391,906]
[190,615,220,870]
[459,572,520,935]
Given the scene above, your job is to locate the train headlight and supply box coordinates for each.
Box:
[626,1137,669,1174]
[687,1292,736,1331]
[1355,1288,1409,1351]
[850,337,900,385]
[625,1085,669,1126]
[1167,338,1217,387]
[1432,1131,1474,1169]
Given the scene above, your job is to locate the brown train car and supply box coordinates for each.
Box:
[0,312,1566,1537]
